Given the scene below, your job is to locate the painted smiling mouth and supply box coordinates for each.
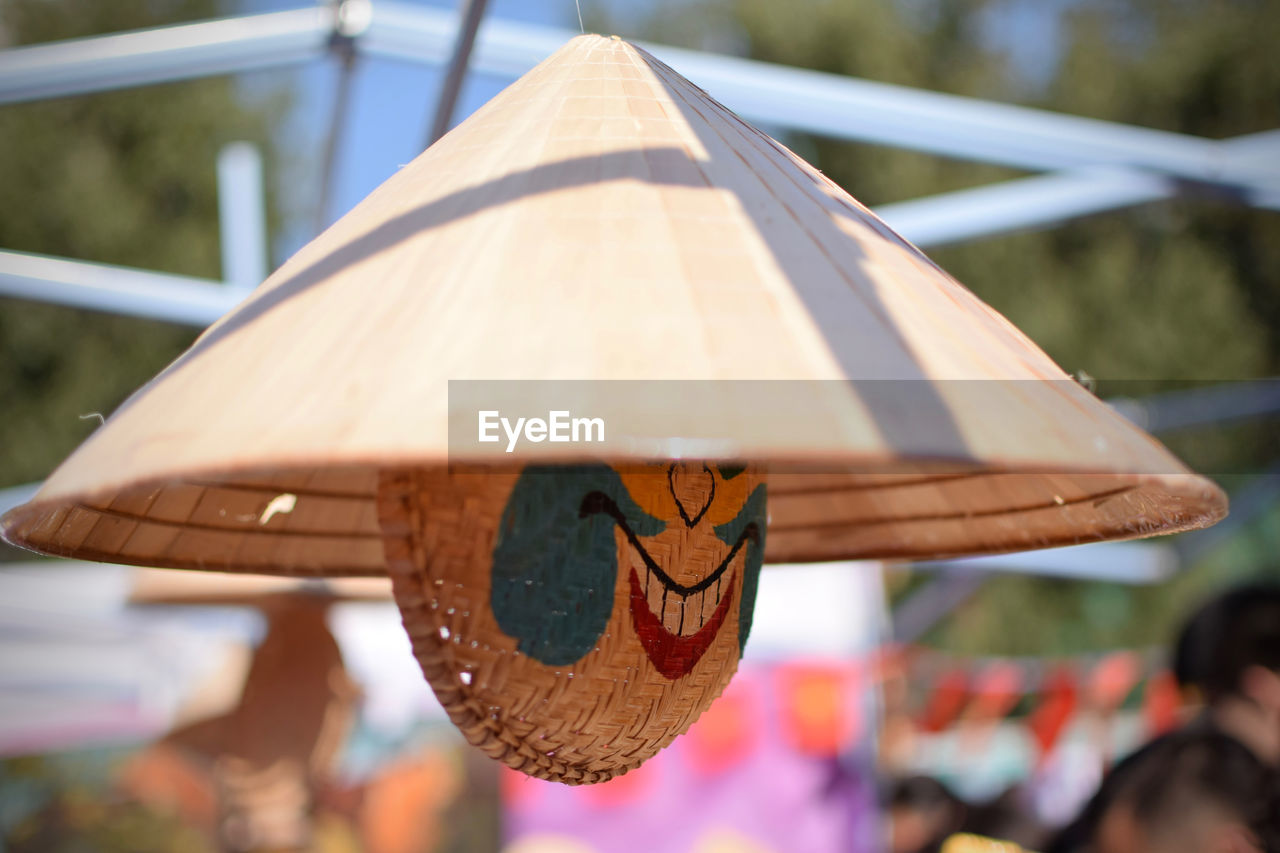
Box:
[627,566,734,679]
[580,491,760,679]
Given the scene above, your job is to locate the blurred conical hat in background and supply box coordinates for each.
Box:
[127,567,392,606]
[2,35,1225,573]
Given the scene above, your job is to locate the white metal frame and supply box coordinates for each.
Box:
[0,0,1276,322]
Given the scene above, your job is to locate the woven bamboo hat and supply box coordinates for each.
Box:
[3,36,1224,783]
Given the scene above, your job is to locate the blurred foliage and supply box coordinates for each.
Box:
[1,753,218,853]
[615,0,1280,655]
[919,493,1280,657]
[0,0,287,488]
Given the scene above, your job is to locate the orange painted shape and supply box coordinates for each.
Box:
[781,664,857,757]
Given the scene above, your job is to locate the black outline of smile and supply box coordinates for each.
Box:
[579,491,760,599]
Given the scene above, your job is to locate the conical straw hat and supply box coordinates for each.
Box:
[2,35,1223,571]
[2,35,1225,783]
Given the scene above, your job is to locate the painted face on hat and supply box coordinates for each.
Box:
[377,462,766,784]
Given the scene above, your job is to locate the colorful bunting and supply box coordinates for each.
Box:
[1026,667,1078,763]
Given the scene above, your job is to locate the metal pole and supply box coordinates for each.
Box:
[0,483,40,517]
[1110,380,1280,433]
[0,7,332,105]
[217,142,269,292]
[891,571,988,644]
[0,249,235,326]
[1,2,1274,199]
[316,44,357,233]
[425,0,490,148]
[877,167,1171,248]
[363,2,1280,192]
[313,0,373,232]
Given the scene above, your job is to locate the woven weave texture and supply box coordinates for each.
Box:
[377,463,765,784]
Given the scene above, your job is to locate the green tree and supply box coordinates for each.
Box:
[0,0,287,488]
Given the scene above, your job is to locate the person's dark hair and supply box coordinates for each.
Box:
[960,785,1047,851]
[1049,729,1280,853]
[1173,584,1280,703]
[889,775,963,812]
[887,776,966,853]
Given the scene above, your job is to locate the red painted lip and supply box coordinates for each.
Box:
[628,567,735,680]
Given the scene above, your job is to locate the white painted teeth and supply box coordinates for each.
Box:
[638,547,736,637]
[645,574,722,636]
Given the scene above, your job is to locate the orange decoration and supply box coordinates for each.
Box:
[780,664,858,756]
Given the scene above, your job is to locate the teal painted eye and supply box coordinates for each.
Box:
[716,463,746,480]
[713,483,767,653]
[491,464,664,666]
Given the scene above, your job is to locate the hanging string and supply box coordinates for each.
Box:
[575,0,584,33]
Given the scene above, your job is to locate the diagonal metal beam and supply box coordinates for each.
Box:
[425,0,490,147]
[362,2,1280,198]
[316,40,359,234]
[891,570,988,644]
[2,2,1276,204]
[0,134,1274,327]
[1110,380,1280,434]
[878,167,1173,248]
[0,250,238,326]
[0,7,334,104]
[879,130,1280,247]
[0,2,1276,320]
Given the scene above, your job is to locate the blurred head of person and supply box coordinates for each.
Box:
[959,786,1047,851]
[1173,584,1280,763]
[1089,730,1280,853]
[888,776,966,853]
